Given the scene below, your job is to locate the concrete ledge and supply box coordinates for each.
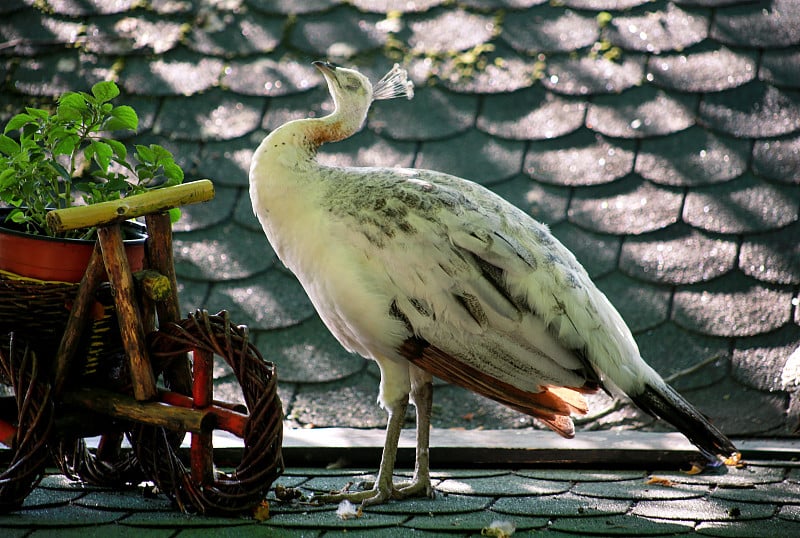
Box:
[199,428,800,468]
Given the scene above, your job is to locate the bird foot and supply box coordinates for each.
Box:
[314,476,434,507]
[394,476,435,499]
[314,487,392,507]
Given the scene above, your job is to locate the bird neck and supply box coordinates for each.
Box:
[308,103,367,147]
[262,109,366,164]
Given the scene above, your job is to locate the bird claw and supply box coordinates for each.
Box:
[396,477,435,500]
[314,476,434,507]
[314,487,391,507]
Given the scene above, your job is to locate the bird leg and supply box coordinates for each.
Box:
[395,366,434,498]
[314,368,434,506]
[355,367,435,500]
[314,394,409,506]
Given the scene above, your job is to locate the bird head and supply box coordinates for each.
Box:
[313,61,414,139]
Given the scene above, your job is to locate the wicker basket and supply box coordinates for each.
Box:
[140,310,285,514]
[0,270,78,354]
[0,270,124,389]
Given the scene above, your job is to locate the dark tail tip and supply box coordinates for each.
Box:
[630,382,738,463]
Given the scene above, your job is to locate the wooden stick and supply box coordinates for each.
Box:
[53,242,106,397]
[191,349,215,486]
[139,291,157,334]
[145,212,192,395]
[96,431,125,463]
[62,388,215,433]
[98,225,157,401]
[135,271,162,334]
[46,180,215,233]
[159,391,248,438]
[192,349,213,409]
[0,419,16,448]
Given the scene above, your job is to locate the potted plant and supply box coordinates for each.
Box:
[0,82,194,509]
[0,80,184,282]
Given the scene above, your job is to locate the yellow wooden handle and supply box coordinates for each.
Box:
[46,179,215,233]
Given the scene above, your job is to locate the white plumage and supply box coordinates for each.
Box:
[249,62,739,506]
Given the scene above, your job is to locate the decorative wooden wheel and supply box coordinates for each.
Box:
[132,310,284,514]
[0,336,54,512]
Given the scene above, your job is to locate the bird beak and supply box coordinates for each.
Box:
[313,61,340,89]
[313,61,336,76]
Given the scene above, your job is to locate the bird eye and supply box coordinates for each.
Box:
[345,77,361,91]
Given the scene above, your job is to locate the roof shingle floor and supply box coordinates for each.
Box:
[4,456,800,537]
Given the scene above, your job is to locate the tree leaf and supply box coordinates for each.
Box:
[135,144,155,164]
[91,80,120,103]
[106,176,129,192]
[106,139,127,161]
[57,92,87,119]
[4,113,34,133]
[168,207,182,224]
[24,107,50,119]
[149,144,172,161]
[9,208,27,223]
[106,105,138,131]
[0,134,20,156]
[136,167,154,181]
[48,160,71,181]
[163,162,184,184]
[53,135,78,156]
[87,141,113,171]
[0,168,16,189]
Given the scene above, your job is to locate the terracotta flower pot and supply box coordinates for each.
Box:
[0,208,146,283]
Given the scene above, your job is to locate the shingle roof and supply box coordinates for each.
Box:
[7,437,800,534]
[1,0,798,439]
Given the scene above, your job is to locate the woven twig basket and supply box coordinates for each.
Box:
[0,270,78,355]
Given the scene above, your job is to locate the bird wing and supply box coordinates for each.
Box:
[399,335,590,437]
[362,170,613,436]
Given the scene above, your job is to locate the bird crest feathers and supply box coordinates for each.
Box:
[373,64,415,102]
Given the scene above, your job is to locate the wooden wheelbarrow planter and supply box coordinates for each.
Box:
[47,180,214,402]
[0,180,284,514]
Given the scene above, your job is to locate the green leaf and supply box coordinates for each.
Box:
[135,144,155,164]
[106,139,127,161]
[87,141,113,171]
[149,144,173,161]
[48,124,74,139]
[73,180,94,192]
[58,107,85,123]
[57,95,86,121]
[596,11,613,28]
[53,135,78,156]
[105,176,130,194]
[0,134,20,156]
[24,107,50,119]
[136,168,154,181]
[9,209,26,223]
[91,81,120,103]
[105,105,138,131]
[168,207,182,224]
[0,168,16,189]
[4,113,34,133]
[47,160,71,181]
[163,162,184,184]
